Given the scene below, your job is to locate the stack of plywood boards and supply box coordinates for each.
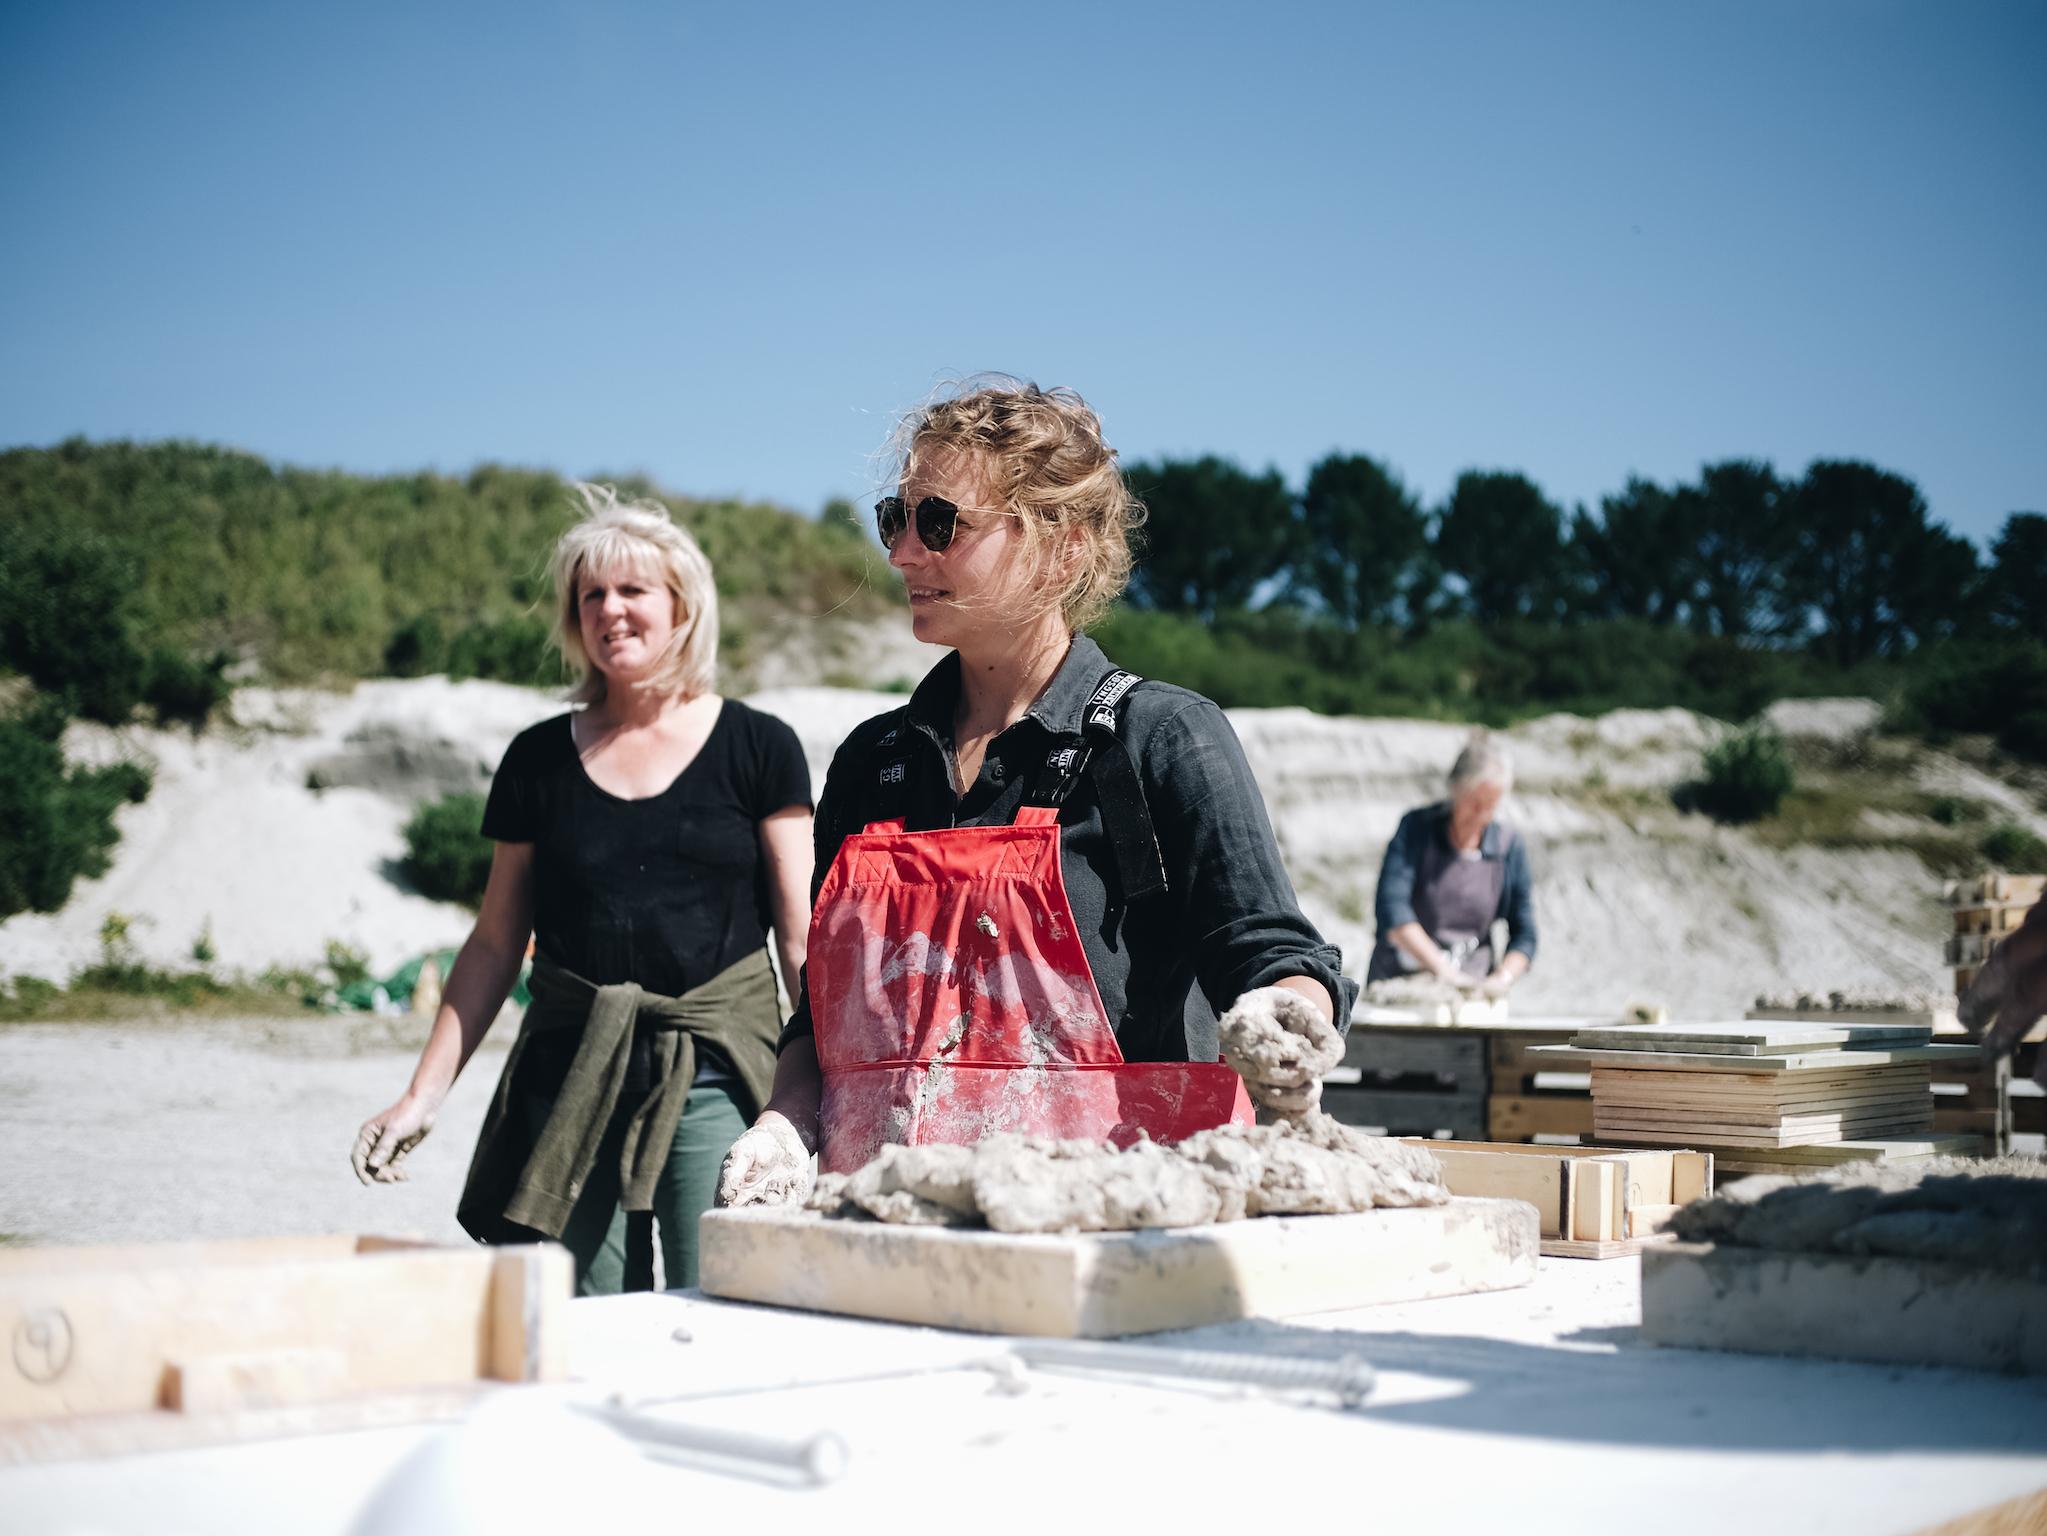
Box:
[1540,1023,1981,1152]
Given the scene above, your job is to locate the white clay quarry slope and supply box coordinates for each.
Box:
[2,664,2040,1021]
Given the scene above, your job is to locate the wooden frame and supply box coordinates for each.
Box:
[0,1234,571,1463]
[1409,1140,1712,1258]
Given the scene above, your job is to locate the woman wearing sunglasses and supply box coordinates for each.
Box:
[717,380,1356,1204]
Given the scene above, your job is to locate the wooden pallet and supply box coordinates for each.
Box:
[0,1234,571,1464]
[1320,1085,1486,1139]
[1952,902,2036,936]
[1946,873,2045,906]
[1412,1140,1711,1258]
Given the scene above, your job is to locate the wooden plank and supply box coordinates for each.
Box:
[1590,1096,1931,1129]
[1671,1151,1713,1203]
[1488,1094,1595,1140]
[0,1234,363,1277]
[1424,1147,1564,1234]
[1540,1043,1977,1072]
[1747,1006,1960,1032]
[1571,1023,1932,1055]
[1703,1134,1983,1168]
[1600,1118,1935,1150]
[162,1349,348,1414]
[1543,1233,1679,1259]
[698,1201,1539,1338]
[0,1237,570,1425]
[1588,1073,1924,1097]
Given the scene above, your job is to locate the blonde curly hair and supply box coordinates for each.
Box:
[885,376,1144,630]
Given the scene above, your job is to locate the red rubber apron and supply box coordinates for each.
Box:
[808,804,1254,1174]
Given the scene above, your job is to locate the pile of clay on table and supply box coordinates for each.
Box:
[1670,1156,2047,1278]
[807,1112,1450,1235]
[1751,987,1958,1013]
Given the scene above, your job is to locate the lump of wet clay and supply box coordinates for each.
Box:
[811,1117,1449,1235]
[806,1142,981,1226]
[1670,1155,2047,1278]
[974,1136,1228,1233]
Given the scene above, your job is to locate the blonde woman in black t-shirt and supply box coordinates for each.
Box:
[351,484,813,1292]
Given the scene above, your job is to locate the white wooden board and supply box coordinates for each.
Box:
[698,1200,1537,1338]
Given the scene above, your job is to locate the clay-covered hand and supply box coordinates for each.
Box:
[1962,898,2047,1064]
[716,1113,812,1208]
[1218,985,1345,1115]
[352,1097,435,1185]
[1480,970,1517,1000]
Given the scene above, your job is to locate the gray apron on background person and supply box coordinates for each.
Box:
[1372,835,1507,983]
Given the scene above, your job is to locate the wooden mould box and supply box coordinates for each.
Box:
[0,1234,571,1463]
[1409,1140,1712,1258]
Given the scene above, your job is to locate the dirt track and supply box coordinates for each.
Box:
[0,1015,505,1247]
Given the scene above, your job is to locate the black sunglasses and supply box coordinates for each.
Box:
[874,494,964,553]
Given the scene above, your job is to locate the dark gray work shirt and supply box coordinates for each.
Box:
[779,634,1355,1062]
[1367,802,1537,980]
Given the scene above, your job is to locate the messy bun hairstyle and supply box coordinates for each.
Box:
[886,376,1144,630]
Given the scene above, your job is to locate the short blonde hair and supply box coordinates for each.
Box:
[886,377,1143,630]
[549,483,718,704]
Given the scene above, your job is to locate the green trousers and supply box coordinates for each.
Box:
[554,1082,747,1295]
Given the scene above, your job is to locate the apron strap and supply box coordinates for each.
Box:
[1022,669,1168,903]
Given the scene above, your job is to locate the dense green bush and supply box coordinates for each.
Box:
[402,793,493,906]
[0,699,154,920]
[142,646,232,727]
[1689,729,1796,824]
[0,526,147,723]
[1982,824,2047,872]
[1894,638,2047,764]
[0,442,895,683]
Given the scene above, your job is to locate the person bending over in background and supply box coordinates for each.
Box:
[1366,732,1537,1001]
[352,485,813,1292]
[717,378,1356,1206]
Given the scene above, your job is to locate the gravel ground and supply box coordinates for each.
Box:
[0,1015,508,1247]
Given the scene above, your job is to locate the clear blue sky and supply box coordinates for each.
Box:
[3,1,2041,546]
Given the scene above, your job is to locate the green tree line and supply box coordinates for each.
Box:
[1116,453,2044,759]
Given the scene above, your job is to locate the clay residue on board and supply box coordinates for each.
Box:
[807,1112,1449,1235]
[1670,1155,2047,1278]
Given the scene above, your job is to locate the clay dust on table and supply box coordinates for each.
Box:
[806,1113,1449,1235]
[1671,1156,2047,1278]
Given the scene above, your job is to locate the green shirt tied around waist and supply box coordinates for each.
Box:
[458,948,781,1245]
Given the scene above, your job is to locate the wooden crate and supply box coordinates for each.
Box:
[0,1234,570,1463]
[1413,1140,1711,1258]
[1945,931,2013,967]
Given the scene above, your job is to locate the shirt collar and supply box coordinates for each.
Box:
[1429,799,1506,858]
[903,632,1106,741]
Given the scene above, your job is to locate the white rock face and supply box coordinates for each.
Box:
[1,664,2035,1020]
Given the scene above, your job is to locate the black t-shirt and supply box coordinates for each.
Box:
[481,701,813,999]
